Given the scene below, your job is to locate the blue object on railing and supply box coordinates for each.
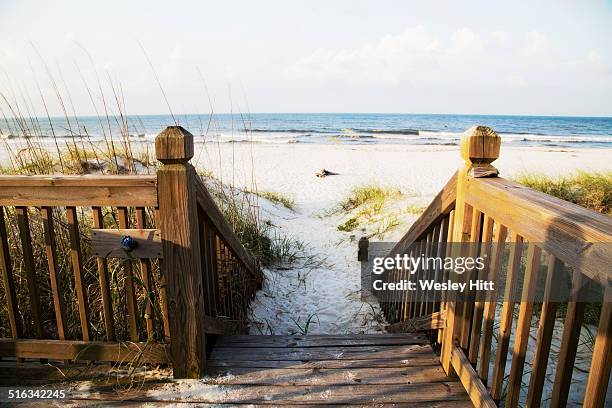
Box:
[121,235,138,252]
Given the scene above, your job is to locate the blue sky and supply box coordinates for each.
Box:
[0,0,611,116]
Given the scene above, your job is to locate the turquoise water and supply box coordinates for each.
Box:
[2,113,612,148]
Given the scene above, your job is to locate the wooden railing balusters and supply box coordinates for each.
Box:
[15,206,44,340]
[66,206,91,342]
[136,207,155,340]
[467,214,493,364]
[92,206,115,341]
[41,206,68,341]
[490,232,523,401]
[550,269,586,407]
[506,243,542,408]
[525,255,563,407]
[477,222,507,384]
[583,286,612,408]
[0,206,22,339]
[118,207,139,342]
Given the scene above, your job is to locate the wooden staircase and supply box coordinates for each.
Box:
[199,333,471,406]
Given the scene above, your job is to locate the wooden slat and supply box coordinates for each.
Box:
[459,206,481,349]
[210,345,434,361]
[465,176,612,285]
[0,175,157,207]
[490,232,523,400]
[505,244,541,408]
[62,383,470,405]
[91,228,162,259]
[118,207,139,342]
[0,206,22,338]
[92,207,115,341]
[550,270,586,407]
[207,366,448,386]
[41,207,68,340]
[218,334,428,348]
[477,223,507,384]
[199,214,215,316]
[66,206,91,341]
[136,208,155,339]
[192,174,259,277]
[154,208,171,340]
[207,357,441,369]
[0,339,169,364]
[526,255,563,407]
[15,206,44,339]
[450,345,496,408]
[389,171,457,257]
[583,287,612,408]
[468,214,494,364]
[386,310,446,333]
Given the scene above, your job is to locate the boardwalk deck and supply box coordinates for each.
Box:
[0,334,471,407]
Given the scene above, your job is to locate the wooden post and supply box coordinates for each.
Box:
[440,126,500,375]
[156,126,207,379]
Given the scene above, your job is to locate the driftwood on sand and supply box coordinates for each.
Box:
[315,168,338,178]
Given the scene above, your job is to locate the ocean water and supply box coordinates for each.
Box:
[2,113,612,148]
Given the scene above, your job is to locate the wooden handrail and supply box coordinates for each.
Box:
[0,175,157,206]
[465,176,612,285]
[388,171,457,257]
[191,173,259,276]
[380,125,611,408]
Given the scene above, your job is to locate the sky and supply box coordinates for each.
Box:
[0,0,611,116]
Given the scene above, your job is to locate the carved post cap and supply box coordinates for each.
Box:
[155,126,194,163]
[460,126,501,177]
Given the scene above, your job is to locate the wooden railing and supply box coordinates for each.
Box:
[380,126,611,408]
[0,126,261,379]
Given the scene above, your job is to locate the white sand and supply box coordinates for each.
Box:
[189,143,612,335]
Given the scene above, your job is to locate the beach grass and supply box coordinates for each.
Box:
[335,184,402,236]
[339,184,401,212]
[252,190,295,210]
[514,171,611,215]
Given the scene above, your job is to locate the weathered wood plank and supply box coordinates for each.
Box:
[66,206,91,341]
[386,311,446,333]
[210,345,433,361]
[65,383,470,404]
[21,400,472,408]
[136,207,155,339]
[450,345,496,408]
[0,339,169,364]
[118,207,139,342]
[0,175,157,207]
[0,206,22,338]
[218,334,428,347]
[207,357,441,369]
[16,206,45,339]
[92,207,115,341]
[41,206,68,341]
[91,228,162,259]
[206,366,448,385]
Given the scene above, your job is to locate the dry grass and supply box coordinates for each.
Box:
[514,171,612,215]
